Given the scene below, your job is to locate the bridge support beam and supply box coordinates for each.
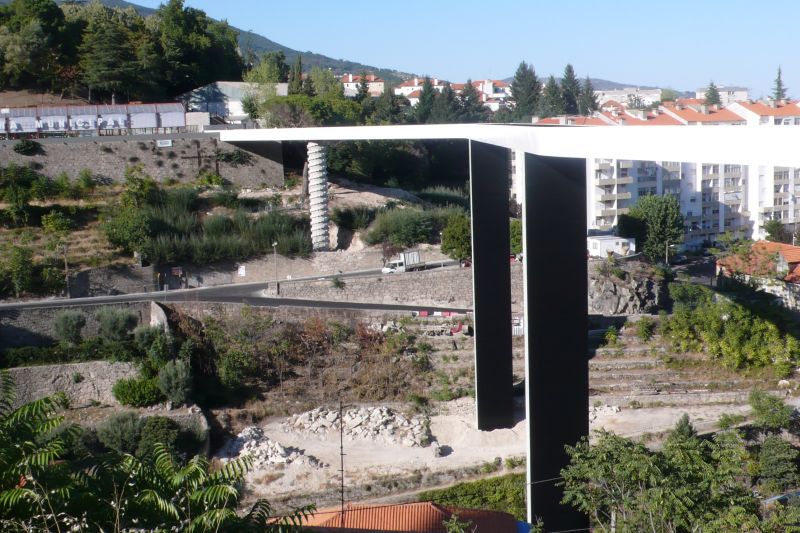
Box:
[523,154,588,530]
[469,141,514,431]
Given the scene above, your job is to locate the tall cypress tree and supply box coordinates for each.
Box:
[704,81,721,106]
[578,76,598,115]
[561,64,580,115]
[429,82,458,124]
[79,17,137,103]
[288,54,303,95]
[356,70,370,102]
[458,79,487,123]
[415,76,436,124]
[510,61,540,121]
[773,66,788,101]
[538,76,564,118]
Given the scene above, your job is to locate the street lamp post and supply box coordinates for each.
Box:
[272,242,279,295]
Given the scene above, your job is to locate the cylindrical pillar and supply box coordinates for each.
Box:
[307,142,329,251]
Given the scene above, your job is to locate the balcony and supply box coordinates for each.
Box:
[600,192,632,201]
[618,160,633,169]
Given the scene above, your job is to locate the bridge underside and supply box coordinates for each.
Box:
[230,135,589,530]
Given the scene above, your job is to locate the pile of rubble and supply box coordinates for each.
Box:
[220,427,325,469]
[590,403,621,422]
[283,406,431,447]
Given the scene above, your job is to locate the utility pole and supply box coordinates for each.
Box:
[339,399,346,526]
[272,242,279,295]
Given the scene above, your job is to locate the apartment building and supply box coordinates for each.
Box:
[694,86,749,106]
[395,78,512,110]
[529,98,800,246]
[340,73,385,97]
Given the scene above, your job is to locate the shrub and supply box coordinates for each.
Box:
[418,473,526,521]
[133,325,163,352]
[112,376,164,407]
[41,210,73,234]
[417,185,470,209]
[97,412,141,454]
[96,308,138,341]
[331,276,345,289]
[136,416,180,458]
[603,326,619,347]
[215,148,253,166]
[365,206,462,248]
[13,139,40,155]
[759,434,799,492]
[718,412,746,430]
[636,317,656,343]
[197,169,224,187]
[749,390,794,434]
[54,311,86,345]
[157,359,192,405]
[331,206,376,231]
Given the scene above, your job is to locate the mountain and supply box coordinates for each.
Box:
[501,76,664,92]
[0,0,415,84]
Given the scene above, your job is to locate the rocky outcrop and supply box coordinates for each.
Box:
[588,262,666,315]
[283,406,431,448]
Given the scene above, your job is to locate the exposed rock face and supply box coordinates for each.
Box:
[588,262,665,315]
[283,406,431,448]
[220,427,324,468]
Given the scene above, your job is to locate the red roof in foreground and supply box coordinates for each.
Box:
[302,502,517,532]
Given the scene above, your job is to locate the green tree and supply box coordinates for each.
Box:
[763,219,791,243]
[7,245,33,297]
[79,16,137,103]
[54,310,86,345]
[578,76,598,115]
[626,194,684,263]
[287,53,303,95]
[705,81,721,106]
[415,76,436,124]
[355,70,370,102]
[749,390,794,434]
[308,66,342,97]
[458,79,487,123]
[670,413,697,440]
[441,213,471,261]
[759,434,799,492]
[774,66,788,101]
[510,61,540,121]
[510,219,522,255]
[538,75,564,118]
[660,88,681,102]
[561,64,580,115]
[429,81,458,124]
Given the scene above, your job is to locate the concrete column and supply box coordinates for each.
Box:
[307,142,329,251]
[469,141,514,431]
[523,153,589,530]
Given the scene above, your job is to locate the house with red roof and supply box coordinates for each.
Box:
[300,501,519,532]
[727,100,800,126]
[341,73,385,97]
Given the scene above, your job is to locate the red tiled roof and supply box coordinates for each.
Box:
[734,101,800,117]
[756,240,800,263]
[537,115,608,126]
[662,103,745,123]
[341,74,384,83]
[407,90,422,98]
[302,502,517,532]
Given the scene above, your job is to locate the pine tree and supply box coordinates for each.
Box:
[302,75,316,97]
[415,76,436,124]
[356,70,370,102]
[704,81,721,106]
[561,64,580,115]
[510,61,540,121]
[79,17,137,103]
[288,54,303,95]
[773,66,788,101]
[429,82,458,124]
[538,75,564,118]
[458,79,487,123]
[578,76,598,115]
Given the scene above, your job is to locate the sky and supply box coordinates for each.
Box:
[133,0,799,98]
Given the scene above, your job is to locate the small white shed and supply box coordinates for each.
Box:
[69,105,98,131]
[128,104,158,129]
[38,106,69,132]
[587,235,636,258]
[98,105,129,130]
[156,103,186,128]
[7,108,38,133]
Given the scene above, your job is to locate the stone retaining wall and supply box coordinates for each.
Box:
[7,360,137,408]
[0,301,151,349]
[0,134,283,187]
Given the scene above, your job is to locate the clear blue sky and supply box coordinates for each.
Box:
[134,0,799,98]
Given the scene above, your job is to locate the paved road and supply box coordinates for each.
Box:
[0,262,469,315]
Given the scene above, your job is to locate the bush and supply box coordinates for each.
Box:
[417,185,469,209]
[331,206,376,231]
[603,326,619,347]
[97,412,141,454]
[136,416,180,458]
[215,148,253,166]
[418,473,526,521]
[1,338,139,368]
[96,308,138,341]
[365,206,462,248]
[133,325,163,352]
[54,311,86,345]
[749,390,794,434]
[13,139,40,155]
[157,359,192,405]
[112,376,164,407]
[718,412,746,430]
[636,317,656,343]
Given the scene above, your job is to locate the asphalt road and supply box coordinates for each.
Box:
[0,262,469,315]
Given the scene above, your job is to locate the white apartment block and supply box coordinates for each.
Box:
[525,98,800,247]
[340,73,385,97]
[395,78,512,110]
[694,86,749,107]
